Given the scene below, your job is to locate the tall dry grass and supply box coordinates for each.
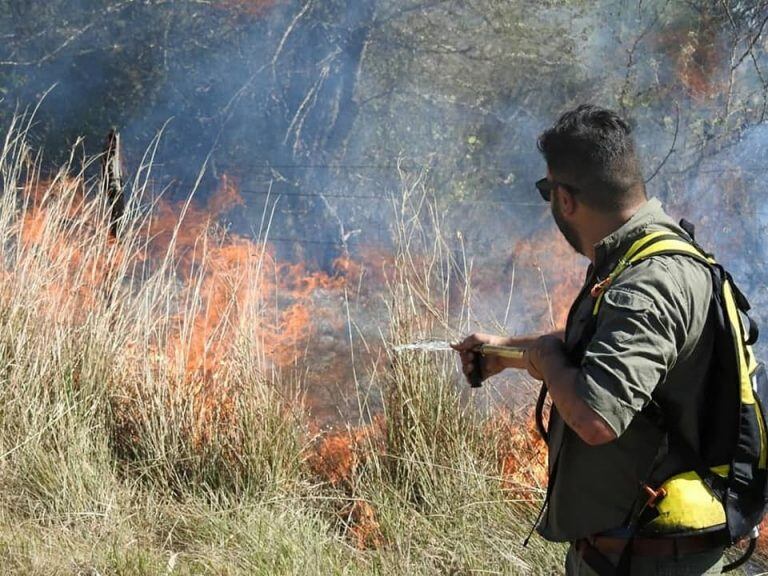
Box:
[0,117,567,575]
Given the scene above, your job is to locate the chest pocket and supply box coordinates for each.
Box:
[601,287,655,343]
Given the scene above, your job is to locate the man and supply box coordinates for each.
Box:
[455,105,725,575]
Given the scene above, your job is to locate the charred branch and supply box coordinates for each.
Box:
[101,129,125,238]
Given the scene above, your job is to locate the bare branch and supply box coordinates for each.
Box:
[283,59,333,155]
[731,12,768,71]
[618,1,669,113]
[0,1,136,67]
[721,0,768,123]
[272,0,314,76]
[645,101,680,184]
[374,0,453,26]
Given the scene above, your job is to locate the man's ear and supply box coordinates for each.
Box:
[557,186,578,217]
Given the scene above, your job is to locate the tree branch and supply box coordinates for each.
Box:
[731,12,768,71]
[0,1,136,66]
[645,101,679,184]
[272,0,314,76]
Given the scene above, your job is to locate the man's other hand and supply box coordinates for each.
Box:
[525,335,566,381]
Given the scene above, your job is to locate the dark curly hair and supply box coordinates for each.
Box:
[537,104,646,212]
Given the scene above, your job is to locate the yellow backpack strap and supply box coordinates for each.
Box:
[618,235,759,415]
[593,230,767,471]
[629,238,711,263]
[591,231,711,316]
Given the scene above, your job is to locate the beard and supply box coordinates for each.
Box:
[551,199,581,254]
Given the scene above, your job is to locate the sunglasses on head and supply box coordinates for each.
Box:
[535,178,579,202]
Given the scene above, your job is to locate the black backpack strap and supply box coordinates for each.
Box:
[534,384,548,443]
[723,537,758,572]
[651,402,728,501]
[679,218,696,241]
[724,269,760,345]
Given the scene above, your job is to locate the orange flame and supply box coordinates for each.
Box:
[488,408,547,499]
[307,419,386,549]
[14,171,361,449]
[16,176,128,319]
[307,417,384,489]
[341,499,384,550]
[654,18,725,101]
[143,176,352,387]
[513,226,583,331]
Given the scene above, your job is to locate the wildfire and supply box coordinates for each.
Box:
[513,226,583,331]
[306,410,549,548]
[488,408,547,499]
[11,167,363,453]
[9,156,560,551]
[307,419,386,549]
[141,175,353,383]
[654,18,725,101]
[16,175,129,320]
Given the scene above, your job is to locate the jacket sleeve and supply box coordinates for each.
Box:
[574,256,710,437]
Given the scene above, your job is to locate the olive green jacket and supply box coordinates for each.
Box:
[538,198,715,542]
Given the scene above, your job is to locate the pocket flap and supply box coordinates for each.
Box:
[603,287,654,312]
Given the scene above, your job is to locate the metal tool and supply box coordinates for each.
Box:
[392,339,525,388]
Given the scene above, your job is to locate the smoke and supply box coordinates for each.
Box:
[2,0,768,413]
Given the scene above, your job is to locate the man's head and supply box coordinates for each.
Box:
[537,105,647,256]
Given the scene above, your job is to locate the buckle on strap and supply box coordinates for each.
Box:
[642,484,667,508]
[590,276,613,298]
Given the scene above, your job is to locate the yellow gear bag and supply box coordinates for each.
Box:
[592,230,768,544]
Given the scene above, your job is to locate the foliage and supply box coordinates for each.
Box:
[4,1,767,268]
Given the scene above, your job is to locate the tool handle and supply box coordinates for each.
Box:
[465,344,526,388]
[468,353,484,388]
[478,344,525,360]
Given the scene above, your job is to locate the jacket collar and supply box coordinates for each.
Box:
[592,198,678,270]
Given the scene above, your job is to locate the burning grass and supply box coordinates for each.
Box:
[4,116,764,574]
[0,118,578,574]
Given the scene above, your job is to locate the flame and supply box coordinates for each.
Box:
[142,176,352,386]
[307,419,386,549]
[341,499,384,550]
[149,177,359,446]
[307,417,384,489]
[12,170,360,449]
[307,411,548,548]
[655,19,725,101]
[12,164,551,536]
[513,226,583,331]
[488,408,547,499]
[332,246,394,287]
[16,175,128,319]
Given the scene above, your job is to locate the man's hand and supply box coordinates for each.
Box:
[525,335,567,381]
[452,331,564,385]
[452,333,509,385]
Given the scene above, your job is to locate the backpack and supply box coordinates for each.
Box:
[535,222,768,573]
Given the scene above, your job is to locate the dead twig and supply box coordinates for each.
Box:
[731,12,768,72]
[645,101,679,184]
[272,0,314,77]
[721,0,768,123]
[0,1,136,66]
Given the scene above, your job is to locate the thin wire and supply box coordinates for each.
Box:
[237,187,547,206]
[260,236,380,247]
[231,163,410,169]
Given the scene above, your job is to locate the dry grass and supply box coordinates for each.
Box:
[0,117,568,575]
